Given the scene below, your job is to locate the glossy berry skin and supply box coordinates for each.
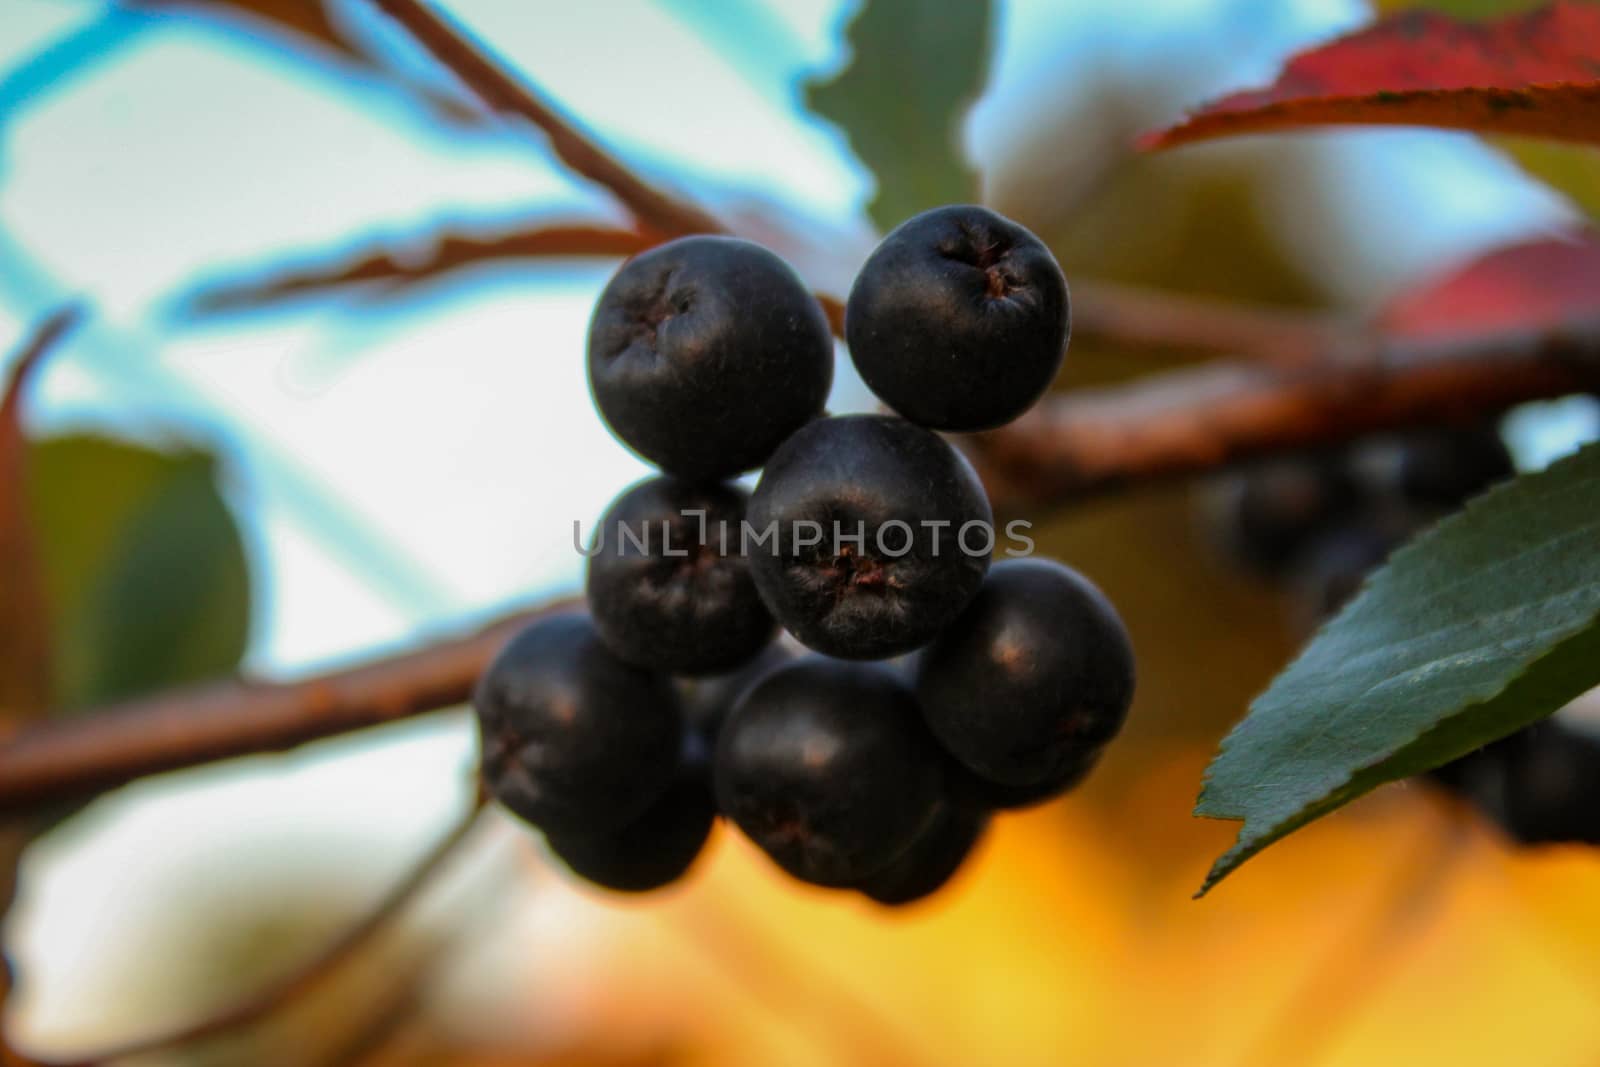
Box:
[475,614,681,836]
[714,657,945,887]
[917,559,1134,788]
[679,640,795,756]
[858,802,988,906]
[545,771,716,893]
[586,476,775,675]
[845,205,1069,431]
[587,236,833,482]
[748,415,992,659]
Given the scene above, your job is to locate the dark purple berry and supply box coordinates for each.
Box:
[714,657,945,887]
[1498,720,1600,846]
[475,614,681,835]
[845,205,1069,431]
[858,802,988,906]
[945,748,1098,811]
[917,559,1134,788]
[585,476,775,675]
[747,414,992,659]
[587,236,833,481]
[1395,425,1514,509]
[544,771,716,893]
[1213,454,1362,575]
[678,640,796,756]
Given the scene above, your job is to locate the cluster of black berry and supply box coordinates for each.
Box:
[474,206,1135,903]
[1209,424,1600,846]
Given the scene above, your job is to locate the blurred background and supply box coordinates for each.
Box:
[3,0,1600,1063]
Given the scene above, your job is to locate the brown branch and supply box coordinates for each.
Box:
[970,316,1600,509]
[1,306,84,723]
[0,601,573,816]
[1069,280,1345,366]
[22,793,489,1067]
[369,0,723,241]
[190,224,656,312]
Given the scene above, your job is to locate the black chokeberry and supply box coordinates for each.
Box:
[945,749,1097,811]
[585,476,775,675]
[1213,454,1362,575]
[747,414,992,659]
[1497,720,1600,846]
[475,614,681,836]
[544,771,716,893]
[1395,425,1514,509]
[714,657,945,887]
[917,559,1134,788]
[858,802,988,906]
[679,640,795,756]
[845,205,1069,432]
[1294,521,1407,622]
[587,235,833,481]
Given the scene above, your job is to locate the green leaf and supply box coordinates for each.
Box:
[27,434,252,710]
[804,0,993,231]
[1500,137,1600,220]
[1196,441,1600,896]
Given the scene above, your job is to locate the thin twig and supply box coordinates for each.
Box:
[1,305,84,723]
[0,601,574,816]
[1069,280,1345,367]
[23,793,489,1067]
[369,0,722,241]
[969,315,1600,510]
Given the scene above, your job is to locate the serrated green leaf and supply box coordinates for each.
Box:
[1196,441,1600,895]
[27,434,252,710]
[804,0,992,231]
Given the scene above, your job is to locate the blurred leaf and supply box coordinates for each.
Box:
[1144,2,1600,150]
[27,434,251,710]
[187,221,652,312]
[1376,230,1600,338]
[1374,0,1547,16]
[1499,138,1600,219]
[804,0,992,231]
[1197,442,1600,895]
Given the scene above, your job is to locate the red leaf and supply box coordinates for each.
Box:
[1377,231,1600,339]
[0,308,79,723]
[1143,1,1600,150]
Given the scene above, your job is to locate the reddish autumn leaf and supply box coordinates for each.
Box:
[1378,231,1600,339]
[1143,1,1600,150]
